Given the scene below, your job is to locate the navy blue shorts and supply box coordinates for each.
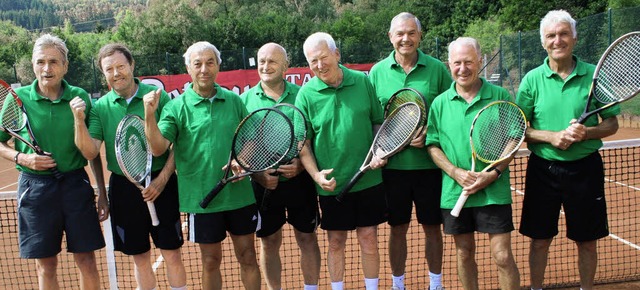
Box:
[252,172,319,237]
[442,204,514,235]
[383,168,443,226]
[319,184,387,231]
[519,152,609,242]
[108,172,184,255]
[17,169,105,258]
[188,204,258,244]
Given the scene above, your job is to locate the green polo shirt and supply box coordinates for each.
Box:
[516,56,620,161]
[295,65,384,196]
[240,80,300,111]
[425,79,513,209]
[158,83,254,213]
[0,80,90,174]
[88,79,170,175]
[369,50,452,170]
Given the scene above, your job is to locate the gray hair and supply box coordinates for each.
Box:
[32,34,68,64]
[303,32,337,59]
[389,12,422,33]
[183,41,222,66]
[448,37,482,62]
[539,10,577,45]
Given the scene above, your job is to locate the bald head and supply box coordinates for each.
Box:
[257,42,289,85]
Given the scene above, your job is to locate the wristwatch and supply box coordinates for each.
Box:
[488,166,502,178]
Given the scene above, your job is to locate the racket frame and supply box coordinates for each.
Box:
[450,100,527,217]
[336,102,422,202]
[114,114,159,226]
[260,103,308,211]
[577,31,640,124]
[0,79,64,179]
[384,87,428,135]
[199,107,294,209]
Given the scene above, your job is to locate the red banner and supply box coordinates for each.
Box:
[139,63,374,99]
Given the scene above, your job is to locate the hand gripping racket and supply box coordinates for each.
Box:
[336,102,422,202]
[450,100,527,217]
[576,31,640,124]
[199,107,294,209]
[260,103,308,211]
[114,114,159,226]
[384,87,427,135]
[0,79,64,179]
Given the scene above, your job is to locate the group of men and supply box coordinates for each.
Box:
[0,8,618,290]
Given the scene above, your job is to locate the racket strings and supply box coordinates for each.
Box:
[595,33,640,103]
[472,102,526,163]
[234,111,292,171]
[116,118,151,183]
[374,103,421,157]
[0,89,26,131]
[387,90,427,125]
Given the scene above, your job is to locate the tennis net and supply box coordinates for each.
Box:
[1,139,639,289]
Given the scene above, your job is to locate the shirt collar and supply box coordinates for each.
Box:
[185,83,226,106]
[30,79,73,102]
[542,55,587,79]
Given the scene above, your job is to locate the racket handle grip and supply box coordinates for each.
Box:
[200,181,225,209]
[335,170,365,202]
[50,167,64,179]
[450,191,469,217]
[146,201,160,226]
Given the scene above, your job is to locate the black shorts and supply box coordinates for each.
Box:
[252,172,319,237]
[319,184,387,231]
[17,169,105,258]
[519,152,609,242]
[109,172,184,255]
[383,169,443,226]
[188,204,258,244]
[442,204,514,235]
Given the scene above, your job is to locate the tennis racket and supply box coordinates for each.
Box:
[0,79,63,179]
[199,107,294,209]
[576,31,640,124]
[260,103,308,211]
[114,114,159,226]
[336,102,422,202]
[384,87,427,135]
[450,100,527,217]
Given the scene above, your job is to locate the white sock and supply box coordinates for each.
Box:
[429,271,442,289]
[531,288,543,290]
[304,285,318,290]
[171,287,187,290]
[364,277,379,290]
[331,281,344,290]
[392,274,405,289]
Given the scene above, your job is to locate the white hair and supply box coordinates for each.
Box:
[448,37,481,62]
[183,41,222,66]
[32,34,68,64]
[303,32,337,59]
[389,12,422,33]
[539,10,577,45]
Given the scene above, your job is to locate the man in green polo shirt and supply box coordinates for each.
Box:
[516,10,619,290]
[240,42,321,290]
[368,12,452,290]
[0,33,106,290]
[70,43,187,290]
[425,37,520,290]
[144,41,260,290]
[296,32,387,290]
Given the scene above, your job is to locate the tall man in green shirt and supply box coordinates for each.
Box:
[0,33,106,290]
[70,43,187,290]
[144,41,261,290]
[426,37,520,290]
[368,12,452,290]
[296,32,387,290]
[516,10,619,290]
[240,42,321,290]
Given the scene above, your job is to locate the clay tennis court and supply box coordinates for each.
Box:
[0,128,638,289]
